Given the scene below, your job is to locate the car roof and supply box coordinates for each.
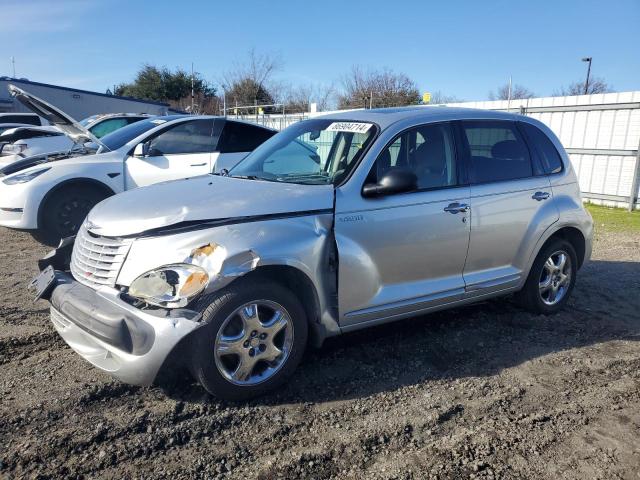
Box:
[316,106,524,130]
[159,115,276,131]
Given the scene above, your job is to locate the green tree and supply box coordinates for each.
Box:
[115,64,217,112]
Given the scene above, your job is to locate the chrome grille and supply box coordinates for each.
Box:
[70,224,133,289]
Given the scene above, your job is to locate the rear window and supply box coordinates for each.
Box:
[0,114,41,126]
[218,121,276,153]
[520,122,563,174]
[462,120,533,184]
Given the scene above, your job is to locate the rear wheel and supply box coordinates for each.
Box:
[190,278,308,401]
[517,238,577,314]
[35,185,109,246]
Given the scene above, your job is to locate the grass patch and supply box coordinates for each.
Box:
[586,203,640,233]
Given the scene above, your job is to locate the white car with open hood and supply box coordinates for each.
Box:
[0,86,276,245]
[0,88,152,167]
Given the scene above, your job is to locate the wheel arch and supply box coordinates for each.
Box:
[37,177,115,229]
[538,226,587,269]
[241,264,327,348]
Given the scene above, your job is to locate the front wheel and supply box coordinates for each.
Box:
[189,278,308,401]
[517,238,577,314]
[35,186,109,246]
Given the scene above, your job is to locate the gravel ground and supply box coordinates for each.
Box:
[0,224,638,480]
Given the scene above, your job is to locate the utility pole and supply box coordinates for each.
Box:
[190,62,195,114]
[10,56,16,77]
[222,88,226,117]
[582,57,592,95]
[507,75,512,112]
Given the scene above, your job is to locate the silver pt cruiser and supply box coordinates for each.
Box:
[33,107,593,400]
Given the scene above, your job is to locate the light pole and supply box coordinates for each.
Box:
[582,57,592,95]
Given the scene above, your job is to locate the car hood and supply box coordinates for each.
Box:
[0,148,95,176]
[87,175,335,237]
[8,84,107,149]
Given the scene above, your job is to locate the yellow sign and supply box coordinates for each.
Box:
[422,92,431,104]
[258,107,264,114]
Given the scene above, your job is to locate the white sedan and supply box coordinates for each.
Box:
[0,85,275,245]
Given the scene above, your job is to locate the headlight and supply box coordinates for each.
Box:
[2,144,28,155]
[2,167,51,185]
[128,264,209,308]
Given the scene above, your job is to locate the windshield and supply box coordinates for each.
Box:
[229,119,377,185]
[100,118,163,151]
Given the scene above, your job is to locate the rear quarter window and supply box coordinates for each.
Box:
[218,121,276,153]
[519,122,563,174]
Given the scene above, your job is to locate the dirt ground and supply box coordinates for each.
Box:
[1,220,639,479]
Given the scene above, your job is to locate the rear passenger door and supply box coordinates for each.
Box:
[459,120,558,295]
[214,121,275,172]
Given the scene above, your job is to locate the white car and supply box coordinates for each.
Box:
[0,125,71,166]
[0,87,276,245]
[0,103,150,166]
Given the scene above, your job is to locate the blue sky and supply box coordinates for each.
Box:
[2,0,639,101]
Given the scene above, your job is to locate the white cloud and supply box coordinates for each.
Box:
[1,0,99,34]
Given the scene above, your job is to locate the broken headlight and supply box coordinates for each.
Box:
[128,264,209,308]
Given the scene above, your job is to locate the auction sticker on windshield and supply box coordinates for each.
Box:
[326,122,373,134]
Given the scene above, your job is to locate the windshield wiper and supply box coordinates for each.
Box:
[230,174,262,180]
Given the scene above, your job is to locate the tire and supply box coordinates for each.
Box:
[189,278,308,401]
[516,238,578,315]
[36,185,110,246]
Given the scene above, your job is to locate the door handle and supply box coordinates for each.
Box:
[532,191,550,201]
[444,202,470,214]
[190,163,207,167]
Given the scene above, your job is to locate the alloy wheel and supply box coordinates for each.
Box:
[538,250,572,306]
[214,300,294,386]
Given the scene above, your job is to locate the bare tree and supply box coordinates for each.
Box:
[221,49,283,111]
[429,91,462,104]
[337,66,420,109]
[489,83,535,101]
[554,77,613,96]
[278,83,336,113]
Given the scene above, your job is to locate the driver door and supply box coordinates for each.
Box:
[335,122,471,327]
[125,119,219,189]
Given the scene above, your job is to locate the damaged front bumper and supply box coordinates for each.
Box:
[34,250,202,386]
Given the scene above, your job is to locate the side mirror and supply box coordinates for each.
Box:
[362,168,418,197]
[133,142,147,157]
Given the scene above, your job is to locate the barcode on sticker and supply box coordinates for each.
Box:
[326,122,373,134]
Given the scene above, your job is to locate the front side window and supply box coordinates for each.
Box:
[230,119,378,185]
[148,119,218,155]
[462,120,533,184]
[370,122,457,190]
[101,118,166,151]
